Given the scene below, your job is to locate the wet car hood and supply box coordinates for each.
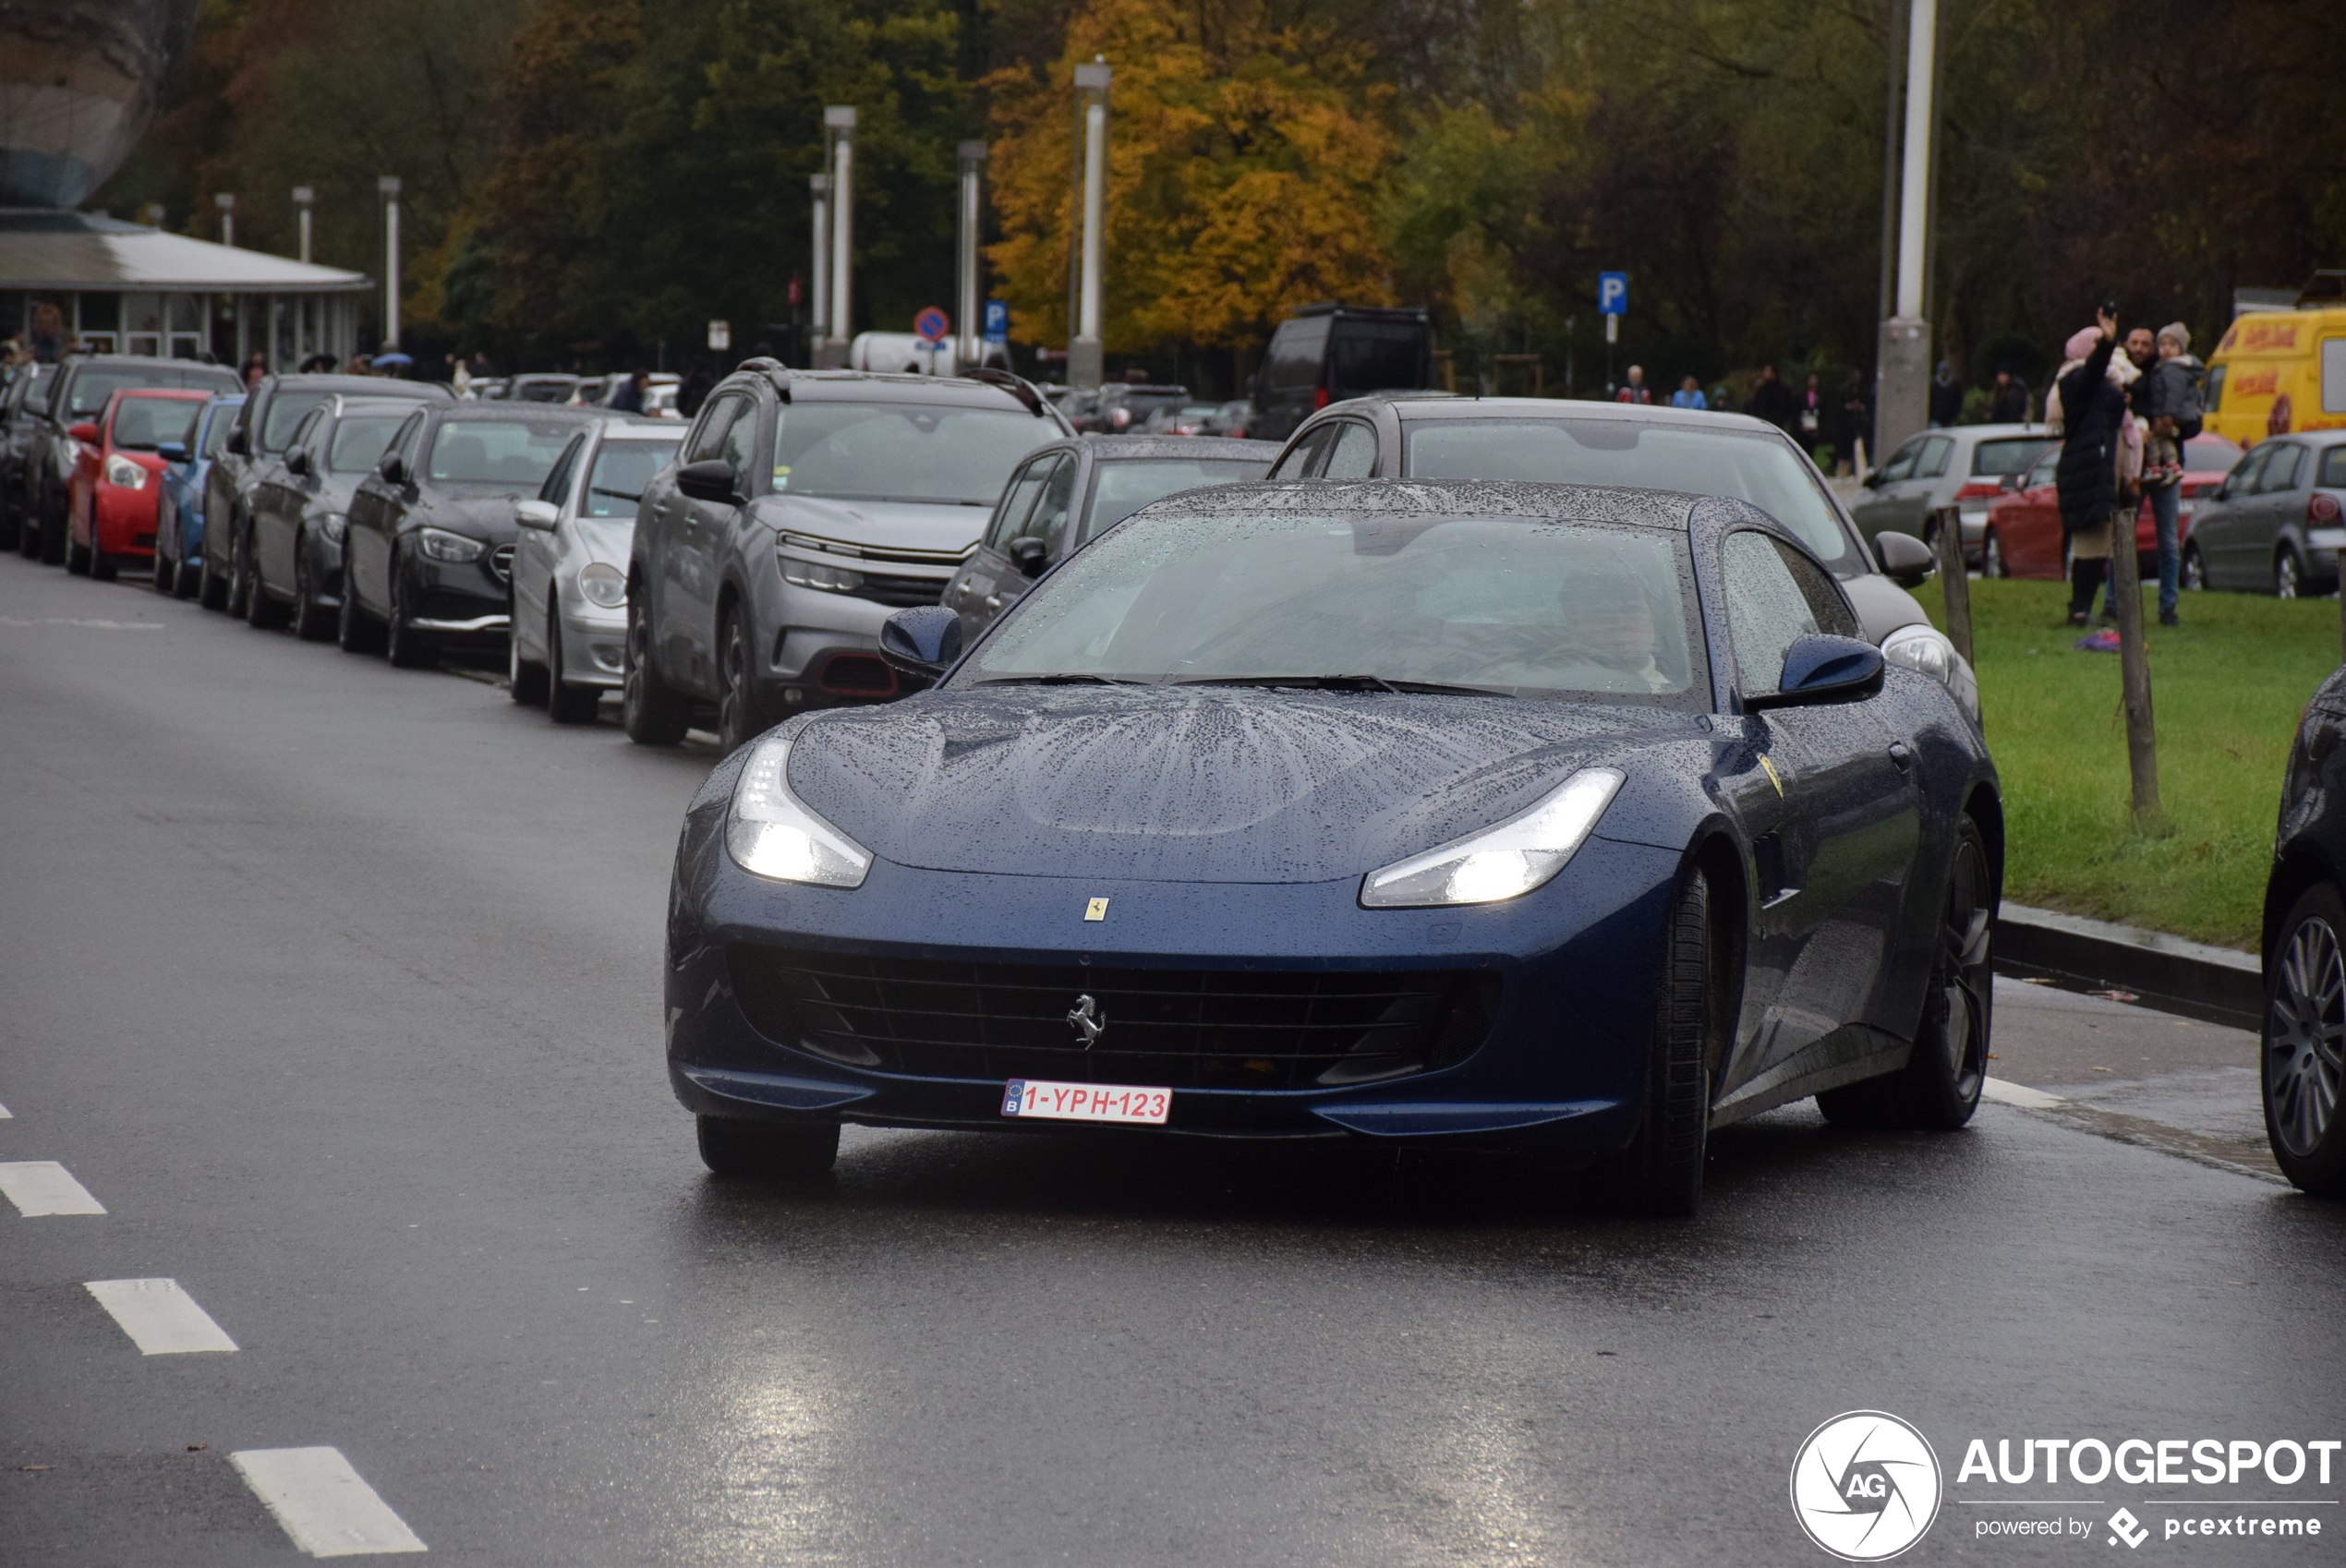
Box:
[786,686,1694,884]
[756,493,995,555]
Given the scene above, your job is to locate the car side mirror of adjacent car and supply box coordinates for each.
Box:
[69,421,99,443]
[1872,529,1935,587]
[224,428,248,455]
[377,452,405,484]
[1861,468,1885,488]
[675,458,738,504]
[1747,633,1886,711]
[284,449,311,476]
[155,441,188,464]
[878,605,965,681]
[1007,536,1049,574]
[514,499,559,530]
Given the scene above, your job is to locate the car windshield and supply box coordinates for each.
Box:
[328,416,407,473]
[773,403,1049,505]
[63,365,236,416]
[964,509,1703,706]
[1972,436,2055,476]
[263,392,332,452]
[584,440,680,517]
[1402,416,1857,574]
[111,397,198,451]
[426,419,577,486]
[1084,458,1268,538]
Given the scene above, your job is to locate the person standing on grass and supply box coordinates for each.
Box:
[2047,308,2142,627]
[1614,366,1652,404]
[1989,368,2030,424]
[1746,364,1797,435]
[2129,325,2189,627]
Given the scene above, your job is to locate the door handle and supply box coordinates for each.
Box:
[1888,741,1915,773]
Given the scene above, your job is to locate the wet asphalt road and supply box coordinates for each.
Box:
[2,552,2341,1567]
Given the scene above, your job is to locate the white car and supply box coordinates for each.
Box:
[507,420,682,720]
[1851,422,2056,569]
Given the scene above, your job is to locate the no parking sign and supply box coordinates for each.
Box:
[914,307,951,344]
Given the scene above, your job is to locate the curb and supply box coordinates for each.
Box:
[1993,902,2262,1030]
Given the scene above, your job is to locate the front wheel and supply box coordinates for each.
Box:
[623,597,692,745]
[337,563,383,654]
[2264,882,2346,1197]
[2182,542,2207,591]
[546,609,601,724]
[1591,867,1724,1216]
[65,510,91,574]
[291,540,334,641]
[716,609,762,754]
[695,1115,840,1180]
[225,522,253,618]
[2277,545,2304,600]
[383,551,437,669]
[199,537,231,609]
[508,597,549,706]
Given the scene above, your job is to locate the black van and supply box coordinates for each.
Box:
[1249,304,1435,442]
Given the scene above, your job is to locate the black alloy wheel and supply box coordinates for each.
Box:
[89,523,117,581]
[153,531,176,594]
[198,533,231,609]
[225,521,253,618]
[2263,882,2346,1197]
[1592,867,1725,1216]
[383,549,436,669]
[291,538,334,642]
[2277,544,2304,601]
[546,609,599,724]
[336,563,382,654]
[1819,815,1993,1129]
[18,504,42,558]
[508,594,549,706]
[2182,543,2207,592]
[623,596,691,745]
[39,503,67,564]
[246,547,290,629]
[695,1115,840,1180]
[716,609,761,754]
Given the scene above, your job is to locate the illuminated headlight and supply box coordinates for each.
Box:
[727,731,872,887]
[782,557,864,593]
[1361,767,1624,909]
[1881,623,1955,683]
[320,512,347,544]
[104,454,148,489]
[417,525,485,563]
[576,561,626,609]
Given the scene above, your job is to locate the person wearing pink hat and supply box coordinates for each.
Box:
[2046,307,2142,625]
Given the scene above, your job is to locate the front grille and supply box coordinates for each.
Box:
[488,543,514,584]
[727,946,1499,1091]
[845,569,945,609]
[816,652,898,695]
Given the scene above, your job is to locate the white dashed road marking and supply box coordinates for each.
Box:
[0,1160,106,1215]
[85,1278,238,1355]
[1982,1077,2068,1110]
[231,1447,428,1557]
[0,1098,12,1116]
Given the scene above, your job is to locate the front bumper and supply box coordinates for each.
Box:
[93,483,160,556]
[401,547,511,643]
[754,564,954,710]
[667,807,1682,1157]
[554,592,627,689]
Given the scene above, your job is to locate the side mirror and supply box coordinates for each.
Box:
[675,458,738,503]
[1861,469,1886,488]
[514,499,559,530]
[69,421,99,443]
[284,449,311,476]
[156,441,188,464]
[225,428,248,455]
[1747,633,1885,710]
[1872,529,1935,587]
[378,452,406,485]
[1007,536,1049,574]
[877,605,965,680]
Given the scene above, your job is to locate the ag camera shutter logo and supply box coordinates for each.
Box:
[1791,1411,1943,1561]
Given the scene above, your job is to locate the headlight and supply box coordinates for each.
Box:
[781,557,863,593]
[320,512,347,544]
[1881,623,1954,683]
[576,561,626,609]
[1361,767,1624,909]
[417,525,485,563]
[104,454,148,489]
[727,731,872,887]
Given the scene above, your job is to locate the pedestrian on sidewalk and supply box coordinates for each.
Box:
[1834,368,1873,475]
[1746,364,1797,435]
[1614,366,1652,404]
[2047,308,2142,627]
[1669,374,1707,410]
[1989,368,2030,424]
[1796,372,1825,452]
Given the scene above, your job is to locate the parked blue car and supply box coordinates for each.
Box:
[152,393,244,598]
[662,478,2001,1214]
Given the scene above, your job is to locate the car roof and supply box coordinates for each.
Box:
[425,403,606,422]
[265,374,451,400]
[718,365,1058,417]
[1146,476,1760,533]
[109,386,213,399]
[597,421,685,441]
[1025,434,1283,461]
[1373,395,1788,437]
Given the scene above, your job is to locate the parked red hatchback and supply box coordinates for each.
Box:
[67,388,211,580]
[1981,433,2243,579]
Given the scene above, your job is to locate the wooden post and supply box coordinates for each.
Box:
[1931,506,1973,664]
[2110,514,2162,824]
[2338,547,2345,662]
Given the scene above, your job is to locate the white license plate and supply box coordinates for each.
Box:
[1001,1079,1170,1125]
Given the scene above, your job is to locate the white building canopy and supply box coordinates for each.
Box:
[0,208,369,292]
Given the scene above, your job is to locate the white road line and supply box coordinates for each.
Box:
[0,1161,106,1216]
[1982,1077,2069,1110]
[230,1447,427,1557]
[0,1099,12,1117]
[85,1279,237,1355]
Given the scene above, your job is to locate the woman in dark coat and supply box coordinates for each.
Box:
[2051,309,2134,624]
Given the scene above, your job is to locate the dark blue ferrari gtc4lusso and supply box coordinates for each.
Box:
[664,478,2001,1213]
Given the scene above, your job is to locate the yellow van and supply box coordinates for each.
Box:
[2205,306,2346,447]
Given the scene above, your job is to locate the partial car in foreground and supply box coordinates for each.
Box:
[664,477,2001,1214]
[2261,673,2346,1197]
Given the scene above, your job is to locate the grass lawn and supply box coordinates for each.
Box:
[1930,579,2342,950]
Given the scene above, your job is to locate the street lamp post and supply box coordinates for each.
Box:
[292,186,313,264]
[823,107,856,368]
[808,173,830,362]
[214,192,235,247]
[378,176,403,354]
[956,141,987,371]
[1874,0,1938,462]
[1070,61,1110,392]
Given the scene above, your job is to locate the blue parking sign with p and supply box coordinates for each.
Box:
[1599,272,1628,316]
[983,299,1009,344]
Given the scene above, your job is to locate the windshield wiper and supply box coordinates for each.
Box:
[976,673,1153,686]
[1176,674,1511,697]
[589,486,642,503]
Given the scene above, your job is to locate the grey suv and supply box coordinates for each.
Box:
[623,361,1069,753]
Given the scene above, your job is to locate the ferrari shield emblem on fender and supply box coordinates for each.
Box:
[1083,897,1109,921]
[1066,994,1107,1047]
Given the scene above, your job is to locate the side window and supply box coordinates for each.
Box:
[2258,444,2306,494]
[2202,362,2226,412]
[1321,421,1378,479]
[1915,437,1953,480]
[2223,445,2267,497]
[686,393,744,464]
[285,406,324,459]
[2321,448,2346,489]
[540,434,586,504]
[1270,424,1334,479]
[2322,340,2346,416]
[986,457,1054,550]
[1879,436,1923,483]
[1022,456,1079,558]
[1777,541,1858,638]
[720,399,760,491]
[387,411,426,468]
[1723,531,1825,695]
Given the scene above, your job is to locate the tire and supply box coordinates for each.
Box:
[546,609,600,724]
[623,596,692,745]
[18,505,42,558]
[383,551,437,669]
[337,565,383,654]
[695,1115,840,1180]
[65,510,91,574]
[508,597,550,706]
[2263,881,2346,1197]
[40,504,66,565]
[199,537,230,609]
[225,521,252,618]
[1981,528,2007,579]
[1819,815,1993,1130]
[2182,542,2207,592]
[1592,868,1723,1216]
[2277,545,2303,600]
[716,609,762,754]
[291,539,334,641]
[154,537,177,594]
[90,531,116,581]
[173,555,198,599]
[246,551,290,629]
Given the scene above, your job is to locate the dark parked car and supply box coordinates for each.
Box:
[942,434,1280,644]
[339,403,608,667]
[1267,394,1977,721]
[663,478,2001,1214]
[202,373,451,616]
[24,355,239,564]
[242,395,417,640]
[151,392,243,597]
[1249,303,1436,443]
[623,361,1069,753]
[1086,384,1191,435]
[2262,670,2346,1197]
[0,361,53,550]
